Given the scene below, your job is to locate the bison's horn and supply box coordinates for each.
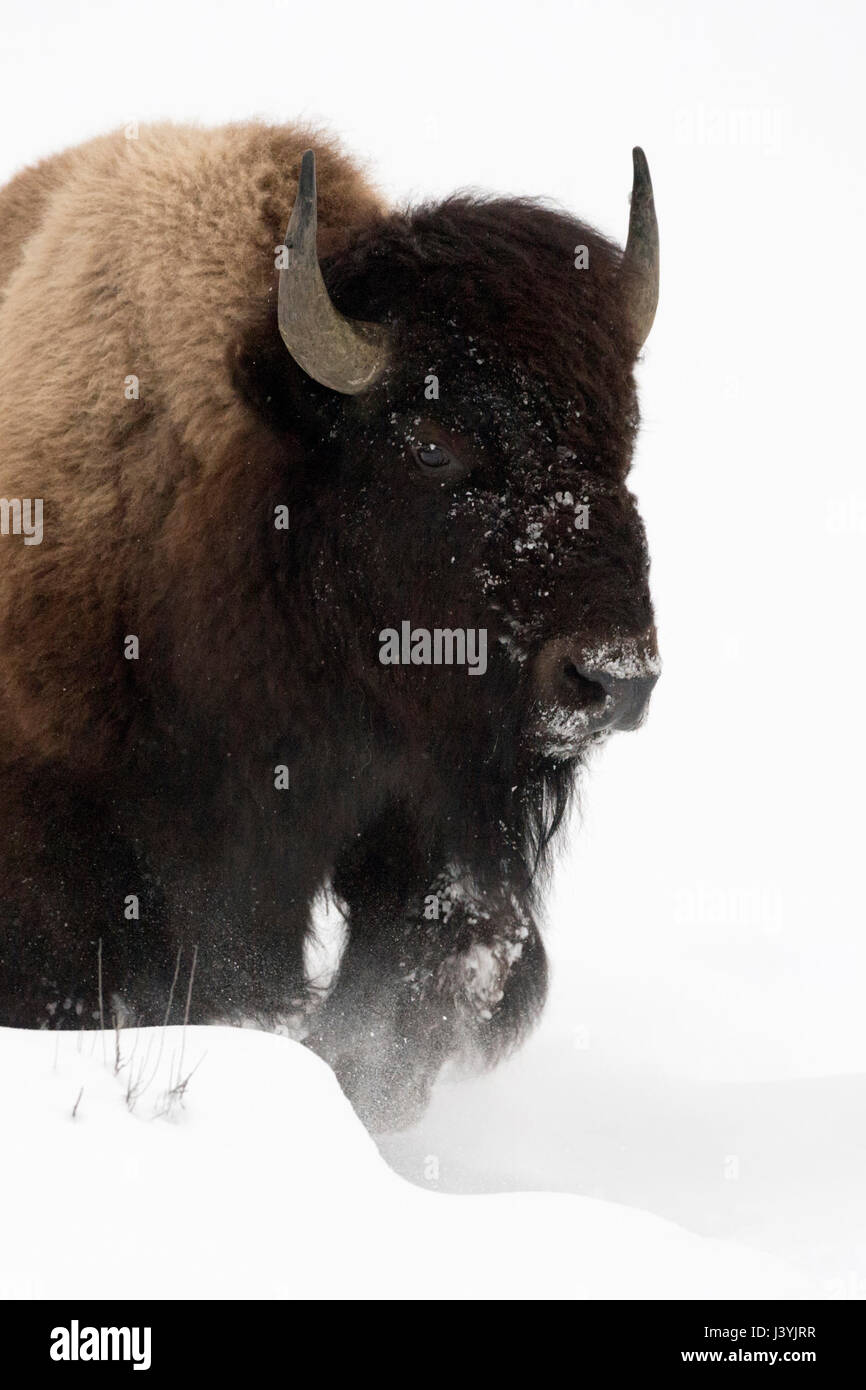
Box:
[278,149,390,394]
[622,147,659,349]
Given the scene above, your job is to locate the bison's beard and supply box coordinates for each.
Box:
[363,648,584,900]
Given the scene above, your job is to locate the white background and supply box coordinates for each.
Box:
[1,0,864,1291]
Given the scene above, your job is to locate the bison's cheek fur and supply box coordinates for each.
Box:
[0,121,654,1130]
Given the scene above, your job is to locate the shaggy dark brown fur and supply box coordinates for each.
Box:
[0,122,656,1129]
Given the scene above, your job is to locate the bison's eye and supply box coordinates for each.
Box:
[411,440,464,478]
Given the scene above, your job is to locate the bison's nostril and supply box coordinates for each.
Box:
[561,661,607,711]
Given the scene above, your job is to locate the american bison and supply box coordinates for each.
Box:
[0,122,659,1129]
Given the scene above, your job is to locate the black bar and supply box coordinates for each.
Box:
[1,1298,860,1374]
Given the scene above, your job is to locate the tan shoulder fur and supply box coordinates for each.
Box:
[0,122,384,758]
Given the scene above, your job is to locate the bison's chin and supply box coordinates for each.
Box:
[529,702,615,762]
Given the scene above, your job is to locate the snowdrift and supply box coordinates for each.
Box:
[0,1025,813,1300]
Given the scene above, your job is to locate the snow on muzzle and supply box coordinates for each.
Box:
[530,633,661,757]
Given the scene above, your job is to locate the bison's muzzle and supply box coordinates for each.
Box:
[532,634,660,756]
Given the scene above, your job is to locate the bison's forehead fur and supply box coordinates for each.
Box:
[329,194,640,460]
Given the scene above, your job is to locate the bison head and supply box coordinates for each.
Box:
[238,148,659,873]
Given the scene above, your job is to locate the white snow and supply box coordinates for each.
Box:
[534,701,613,758]
[577,637,662,681]
[0,1025,813,1300]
